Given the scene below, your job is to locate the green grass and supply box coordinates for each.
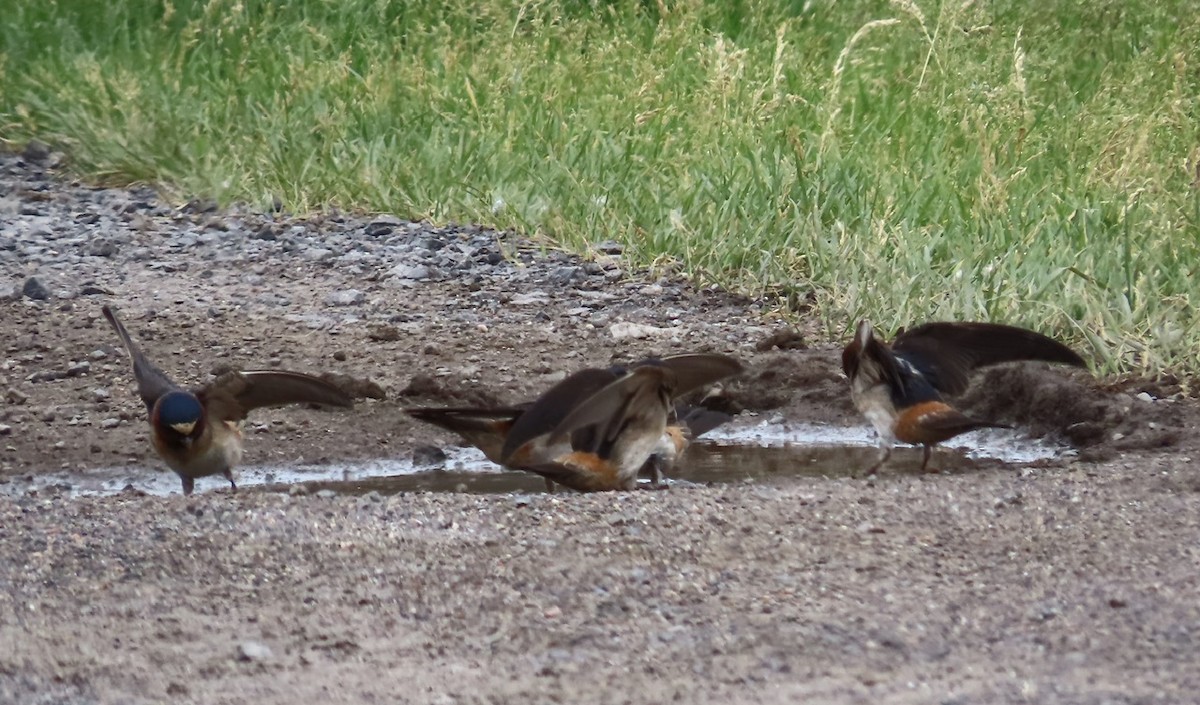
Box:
[3,0,1199,376]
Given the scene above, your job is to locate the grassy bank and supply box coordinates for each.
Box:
[2,0,1198,375]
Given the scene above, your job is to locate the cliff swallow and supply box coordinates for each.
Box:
[498,353,744,491]
[102,305,354,495]
[405,352,739,489]
[842,320,1086,474]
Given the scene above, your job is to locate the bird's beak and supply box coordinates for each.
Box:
[855,320,874,350]
[171,421,196,436]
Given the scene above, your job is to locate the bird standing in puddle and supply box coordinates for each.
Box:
[102,306,354,495]
[841,320,1086,475]
[408,353,742,491]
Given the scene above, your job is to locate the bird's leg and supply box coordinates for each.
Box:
[224,469,238,492]
[920,445,939,474]
[862,445,893,477]
[180,476,195,496]
[647,454,668,489]
[543,477,556,494]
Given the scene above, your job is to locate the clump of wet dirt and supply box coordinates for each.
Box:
[318,371,388,400]
[958,365,1187,459]
[398,373,512,408]
[719,351,854,420]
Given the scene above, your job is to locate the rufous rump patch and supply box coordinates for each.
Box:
[893,401,965,445]
[558,451,622,491]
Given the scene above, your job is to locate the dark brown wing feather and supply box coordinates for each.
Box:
[550,366,671,451]
[406,406,527,433]
[202,370,354,422]
[406,406,527,465]
[650,353,744,396]
[101,305,180,411]
[675,406,734,439]
[500,367,621,461]
[891,322,1086,396]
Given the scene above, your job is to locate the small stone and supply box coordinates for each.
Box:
[596,240,624,255]
[22,277,51,301]
[367,324,402,342]
[79,285,113,296]
[364,221,396,237]
[87,239,119,257]
[236,641,273,662]
[5,389,28,405]
[332,351,347,362]
[0,425,11,436]
[609,321,671,340]
[66,361,91,377]
[389,264,431,281]
[315,489,337,499]
[22,139,51,163]
[1135,391,1155,403]
[510,292,549,306]
[101,418,121,429]
[89,349,108,360]
[324,289,365,307]
[548,266,582,285]
[182,198,218,214]
[412,444,447,468]
[252,224,278,241]
[288,484,310,496]
[92,387,111,401]
[27,370,65,383]
[304,247,334,262]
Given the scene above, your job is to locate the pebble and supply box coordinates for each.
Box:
[324,289,365,306]
[390,264,431,281]
[22,276,51,300]
[236,641,273,662]
[367,324,402,342]
[412,445,448,468]
[609,322,671,340]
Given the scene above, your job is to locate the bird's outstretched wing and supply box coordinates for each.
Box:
[892,322,1086,396]
[202,370,354,422]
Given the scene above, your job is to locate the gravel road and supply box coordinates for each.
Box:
[2,146,1198,704]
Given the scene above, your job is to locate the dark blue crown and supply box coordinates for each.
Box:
[154,391,204,428]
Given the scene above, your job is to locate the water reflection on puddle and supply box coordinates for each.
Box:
[1,421,1069,498]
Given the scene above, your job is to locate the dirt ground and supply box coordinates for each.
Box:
[2,150,1200,703]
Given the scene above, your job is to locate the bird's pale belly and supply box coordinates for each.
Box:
[850,383,898,445]
[156,422,245,479]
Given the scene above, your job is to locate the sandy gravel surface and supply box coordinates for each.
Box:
[2,147,1199,704]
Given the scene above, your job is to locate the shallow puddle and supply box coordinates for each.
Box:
[0,420,1070,499]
